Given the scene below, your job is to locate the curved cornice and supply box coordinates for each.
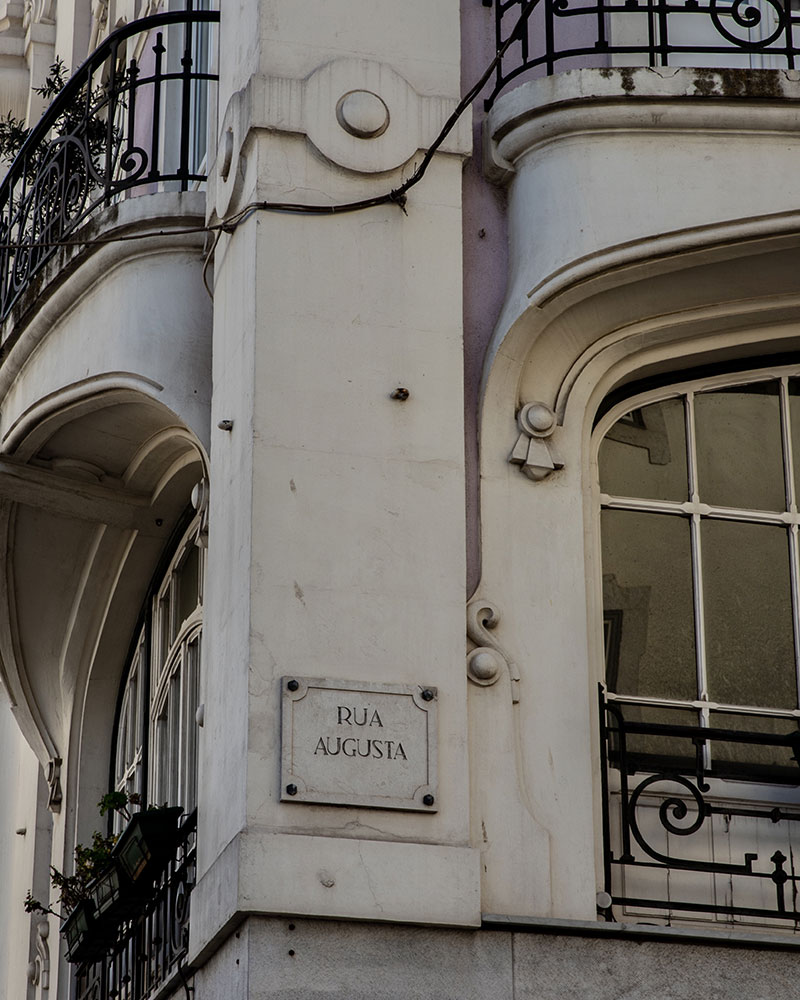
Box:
[488,66,800,168]
[481,68,800,414]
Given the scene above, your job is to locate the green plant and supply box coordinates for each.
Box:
[0,59,75,164]
[24,790,140,919]
[1,56,126,204]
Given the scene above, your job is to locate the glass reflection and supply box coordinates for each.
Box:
[702,520,795,709]
[602,509,696,700]
[599,397,687,501]
[694,382,785,511]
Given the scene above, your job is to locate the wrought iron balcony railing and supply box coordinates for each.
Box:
[485,0,800,107]
[0,9,218,333]
[600,690,800,925]
[75,810,196,1000]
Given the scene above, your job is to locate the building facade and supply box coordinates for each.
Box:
[2,0,800,998]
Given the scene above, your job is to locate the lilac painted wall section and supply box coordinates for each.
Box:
[461,1,612,596]
[462,0,508,598]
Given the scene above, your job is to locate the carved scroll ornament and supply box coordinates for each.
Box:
[466,600,520,702]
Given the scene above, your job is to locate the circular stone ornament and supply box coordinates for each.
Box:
[336,90,390,139]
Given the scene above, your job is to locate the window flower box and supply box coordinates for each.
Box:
[60,898,117,964]
[112,807,184,885]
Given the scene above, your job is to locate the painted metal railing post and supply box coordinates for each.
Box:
[178,19,194,189]
[149,32,166,182]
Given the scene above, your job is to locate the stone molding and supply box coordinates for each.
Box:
[216,57,471,211]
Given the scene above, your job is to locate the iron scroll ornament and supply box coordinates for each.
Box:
[484,0,800,109]
[626,771,758,875]
[0,10,219,334]
[600,690,800,922]
[708,0,787,48]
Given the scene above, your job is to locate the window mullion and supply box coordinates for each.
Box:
[686,392,709,710]
[780,377,795,512]
[789,523,800,709]
[779,377,800,709]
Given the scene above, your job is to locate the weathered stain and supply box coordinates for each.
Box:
[598,66,636,93]
[692,68,717,96]
[693,67,784,98]
[721,67,783,98]
[619,67,636,94]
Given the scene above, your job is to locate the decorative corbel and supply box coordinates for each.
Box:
[88,0,108,49]
[509,402,563,482]
[191,477,209,549]
[466,600,520,703]
[45,757,61,812]
[30,0,54,23]
[26,919,49,993]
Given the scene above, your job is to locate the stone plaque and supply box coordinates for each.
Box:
[280,676,438,811]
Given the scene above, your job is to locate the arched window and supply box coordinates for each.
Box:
[596,365,800,925]
[113,512,203,828]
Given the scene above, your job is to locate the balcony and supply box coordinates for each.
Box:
[0,9,218,342]
[74,811,197,1000]
[485,0,800,106]
[600,691,800,926]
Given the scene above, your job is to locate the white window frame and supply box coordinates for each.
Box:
[112,513,204,829]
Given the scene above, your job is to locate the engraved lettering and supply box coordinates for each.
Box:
[312,736,409,761]
[337,706,385,727]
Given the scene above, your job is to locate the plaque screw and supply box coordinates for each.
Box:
[287,679,299,691]
[421,688,434,701]
[286,784,298,796]
[423,794,435,806]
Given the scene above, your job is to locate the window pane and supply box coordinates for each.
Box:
[156,591,171,681]
[169,674,180,805]
[183,636,200,813]
[599,397,688,501]
[177,543,200,629]
[602,510,696,700]
[694,382,785,511]
[702,520,795,709]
